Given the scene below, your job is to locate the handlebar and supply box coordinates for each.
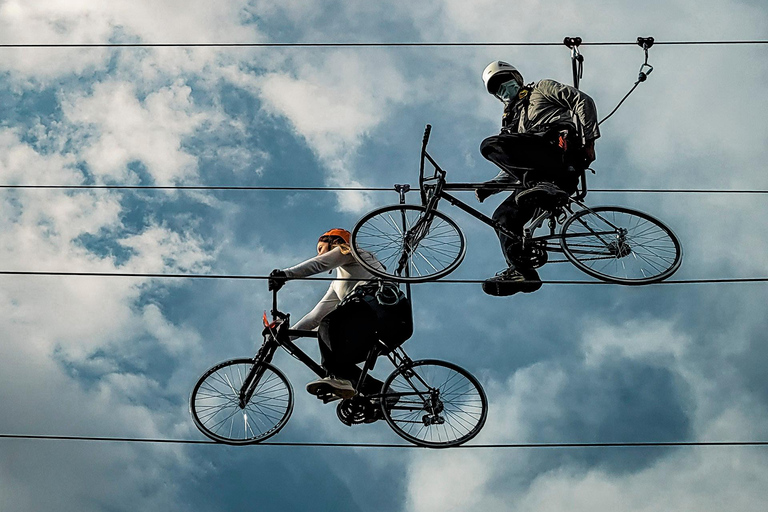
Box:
[267,289,289,325]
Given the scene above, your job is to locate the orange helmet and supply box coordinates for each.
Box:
[318,228,350,245]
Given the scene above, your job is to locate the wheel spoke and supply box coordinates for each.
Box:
[561,206,681,284]
[191,360,293,444]
[352,205,465,282]
[382,360,487,447]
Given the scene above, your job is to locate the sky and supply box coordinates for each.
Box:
[1,1,767,511]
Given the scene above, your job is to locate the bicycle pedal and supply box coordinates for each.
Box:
[318,393,341,404]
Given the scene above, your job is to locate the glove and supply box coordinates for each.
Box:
[268,269,287,291]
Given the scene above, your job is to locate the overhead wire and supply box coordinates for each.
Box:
[1,40,767,49]
[2,37,767,460]
[2,184,768,194]
[0,270,766,285]
[1,433,767,449]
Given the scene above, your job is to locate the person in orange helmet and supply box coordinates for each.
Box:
[269,229,390,401]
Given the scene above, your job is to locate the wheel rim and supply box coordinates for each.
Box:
[383,360,487,447]
[561,206,682,284]
[191,360,293,444]
[352,205,465,283]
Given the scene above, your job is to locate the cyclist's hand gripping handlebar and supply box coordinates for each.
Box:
[268,269,287,291]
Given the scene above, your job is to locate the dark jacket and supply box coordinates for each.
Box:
[502,79,600,142]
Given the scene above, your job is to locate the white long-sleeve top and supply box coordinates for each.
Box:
[282,247,384,333]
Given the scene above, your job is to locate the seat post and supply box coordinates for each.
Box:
[355,346,381,393]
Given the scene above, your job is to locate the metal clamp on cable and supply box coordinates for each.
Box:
[637,37,654,82]
[394,184,411,205]
[564,37,584,89]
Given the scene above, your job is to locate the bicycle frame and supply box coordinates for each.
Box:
[241,290,449,416]
[417,124,597,261]
[240,290,323,407]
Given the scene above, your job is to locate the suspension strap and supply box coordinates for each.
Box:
[598,37,655,126]
[564,37,584,89]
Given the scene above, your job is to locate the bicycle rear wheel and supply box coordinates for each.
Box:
[381,359,487,448]
[351,205,466,283]
[560,206,682,284]
[190,359,293,445]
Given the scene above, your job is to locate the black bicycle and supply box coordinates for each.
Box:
[351,125,682,284]
[190,287,488,448]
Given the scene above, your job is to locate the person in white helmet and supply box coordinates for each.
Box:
[477,61,600,296]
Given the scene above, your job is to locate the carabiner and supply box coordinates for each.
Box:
[638,63,654,82]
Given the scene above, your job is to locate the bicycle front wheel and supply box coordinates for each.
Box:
[351,205,466,283]
[560,206,682,284]
[382,359,487,448]
[190,359,293,445]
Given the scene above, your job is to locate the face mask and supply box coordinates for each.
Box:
[496,79,521,103]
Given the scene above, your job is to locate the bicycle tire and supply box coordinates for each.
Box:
[190,358,293,445]
[560,206,682,285]
[351,204,466,283]
[381,359,487,448]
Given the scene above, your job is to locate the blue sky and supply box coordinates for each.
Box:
[1,1,768,511]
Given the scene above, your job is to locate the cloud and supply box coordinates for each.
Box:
[402,314,765,511]
[256,51,413,211]
[513,446,768,512]
[2,1,768,510]
[0,0,260,81]
[59,80,210,185]
[0,98,214,509]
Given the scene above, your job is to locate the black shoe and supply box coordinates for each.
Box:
[476,172,521,203]
[482,267,543,296]
[515,182,569,208]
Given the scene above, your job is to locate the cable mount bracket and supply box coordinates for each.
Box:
[563,36,584,89]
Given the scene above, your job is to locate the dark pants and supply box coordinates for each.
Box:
[318,300,384,396]
[481,132,579,269]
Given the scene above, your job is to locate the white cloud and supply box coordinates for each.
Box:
[0,106,213,509]
[403,315,768,512]
[582,318,691,364]
[60,80,210,185]
[2,1,768,510]
[256,51,414,211]
[513,447,768,512]
[0,0,260,81]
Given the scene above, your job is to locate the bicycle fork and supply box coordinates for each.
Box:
[396,212,436,276]
[239,338,279,408]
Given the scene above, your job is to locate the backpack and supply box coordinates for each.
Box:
[341,281,413,350]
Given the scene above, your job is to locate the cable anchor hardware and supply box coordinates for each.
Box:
[637,37,654,82]
[564,36,584,89]
[598,35,656,126]
[394,184,411,205]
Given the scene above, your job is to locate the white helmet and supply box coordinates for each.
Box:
[482,61,524,95]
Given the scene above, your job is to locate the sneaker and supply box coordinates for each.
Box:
[482,267,543,296]
[476,171,521,203]
[306,377,356,399]
[515,182,569,208]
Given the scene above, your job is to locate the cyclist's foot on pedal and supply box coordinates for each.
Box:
[317,392,341,404]
[476,172,520,203]
[306,377,356,399]
[482,267,543,296]
[515,182,568,208]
